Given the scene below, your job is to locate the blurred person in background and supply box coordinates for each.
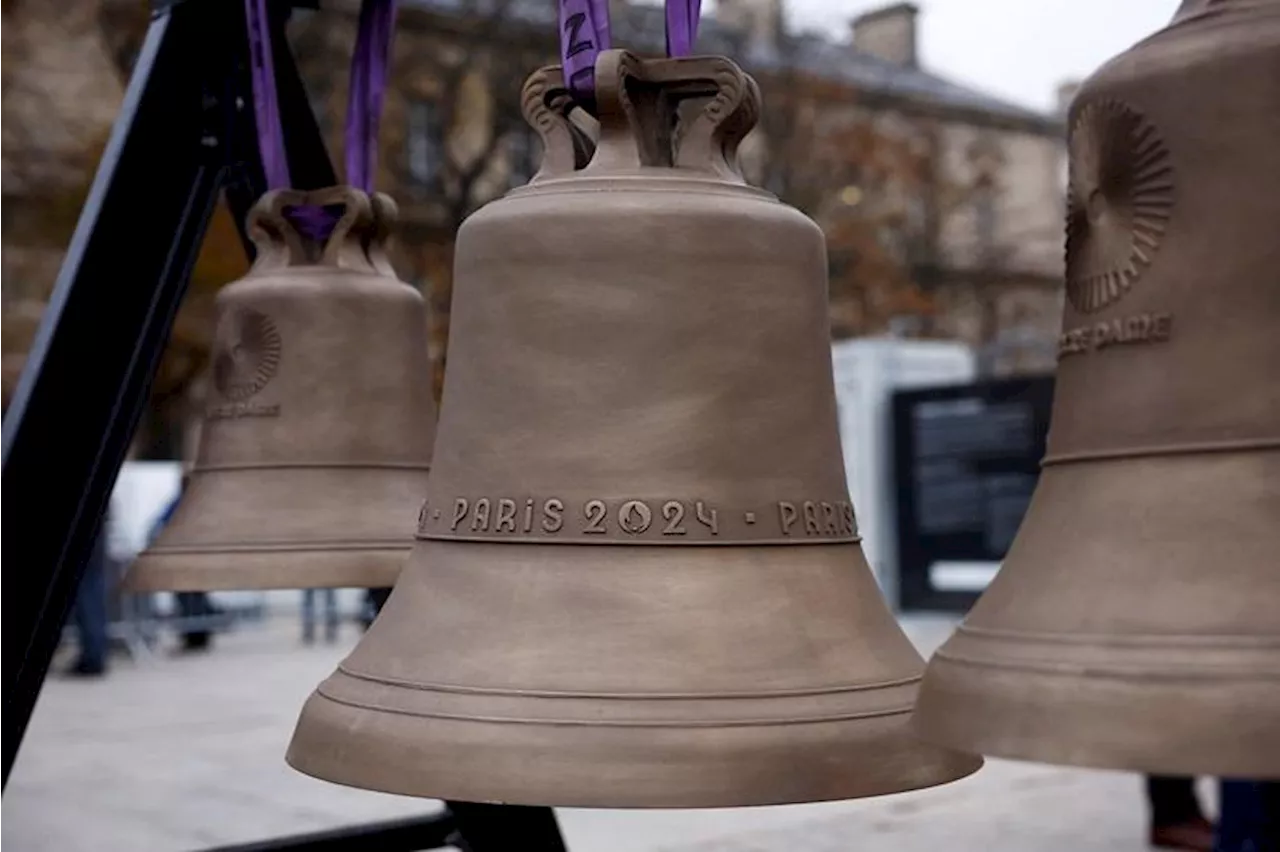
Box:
[301,588,339,644]
[149,474,220,652]
[1148,775,1215,851]
[360,587,393,631]
[63,513,116,677]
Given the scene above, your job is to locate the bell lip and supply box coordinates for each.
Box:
[123,546,409,592]
[911,641,1280,779]
[285,686,983,809]
[906,450,1280,779]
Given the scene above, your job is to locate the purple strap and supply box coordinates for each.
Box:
[558,0,611,105]
[244,0,397,242]
[245,0,290,189]
[344,0,397,192]
[665,0,701,57]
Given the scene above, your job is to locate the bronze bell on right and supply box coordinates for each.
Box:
[912,0,1280,778]
[288,51,981,808]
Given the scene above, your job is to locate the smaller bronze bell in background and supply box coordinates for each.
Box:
[126,187,437,591]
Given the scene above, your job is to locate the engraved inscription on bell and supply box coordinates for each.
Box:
[417,495,860,543]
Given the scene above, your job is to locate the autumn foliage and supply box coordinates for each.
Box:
[755,74,989,339]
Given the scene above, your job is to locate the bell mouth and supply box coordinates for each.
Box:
[912,449,1280,778]
[287,683,982,808]
[126,545,409,592]
[913,629,1280,778]
[286,540,982,808]
[122,464,430,592]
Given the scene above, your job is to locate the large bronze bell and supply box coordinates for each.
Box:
[913,0,1280,778]
[287,51,980,808]
[127,187,437,591]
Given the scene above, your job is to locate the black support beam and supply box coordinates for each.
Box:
[2,1,568,847]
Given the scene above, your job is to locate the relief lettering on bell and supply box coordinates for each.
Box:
[287,50,981,808]
[913,1,1280,779]
[416,494,859,543]
[125,186,438,592]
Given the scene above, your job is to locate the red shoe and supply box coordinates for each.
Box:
[1150,817,1216,851]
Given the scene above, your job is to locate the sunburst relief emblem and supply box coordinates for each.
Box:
[212,308,282,401]
[1065,98,1175,314]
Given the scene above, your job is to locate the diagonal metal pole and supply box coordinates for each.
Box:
[0,0,335,785]
[3,1,570,846]
[2,0,227,783]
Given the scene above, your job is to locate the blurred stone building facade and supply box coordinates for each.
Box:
[288,0,1069,383]
[2,0,1069,445]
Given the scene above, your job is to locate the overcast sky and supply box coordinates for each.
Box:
[768,0,1180,113]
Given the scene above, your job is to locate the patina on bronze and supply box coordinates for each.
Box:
[126,187,437,591]
[287,51,981,808]
[913,0,1280,778]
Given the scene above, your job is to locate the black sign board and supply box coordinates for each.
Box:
[891,375,1055,612]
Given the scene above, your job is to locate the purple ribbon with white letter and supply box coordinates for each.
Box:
[558,0,611,105]
[555,0,701,107]
[245,0,398,240]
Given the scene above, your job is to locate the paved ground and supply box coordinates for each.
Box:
[2,611,1182,851]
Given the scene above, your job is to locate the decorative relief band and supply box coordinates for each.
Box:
[334,665,922,699]
[149,540,414,554]
[932,647,1280,680]
[314,686,915,728]
[417,495,860,544]
[192,461,432,473]
[1041,437,1280,467]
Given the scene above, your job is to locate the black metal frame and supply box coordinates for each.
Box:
[198,805,568,852]
[0,1,566,848]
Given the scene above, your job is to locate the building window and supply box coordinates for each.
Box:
[407,100,444,186]
[507,126,540,188]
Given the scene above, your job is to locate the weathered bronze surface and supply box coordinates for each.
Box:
[913,0,1280,778]
[126,187,437,591]
[287,51,981,808]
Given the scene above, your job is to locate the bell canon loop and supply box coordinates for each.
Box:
[125,186,438,591]
[912,0,1280,778]
[287,51,981,808]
